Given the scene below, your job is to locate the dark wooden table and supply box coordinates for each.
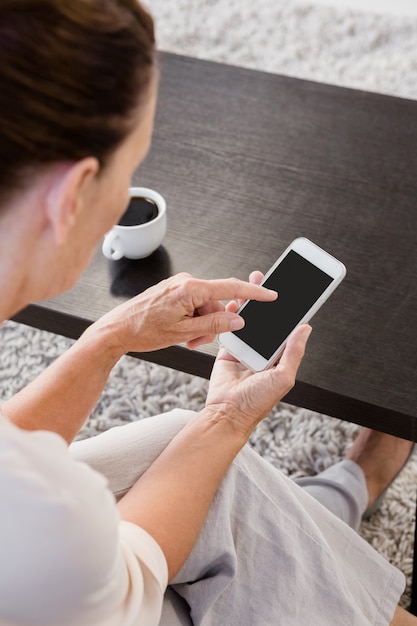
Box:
[15,52,417,436]
[13,51,417,607]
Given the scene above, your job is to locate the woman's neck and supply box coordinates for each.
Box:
[0,191,45,322]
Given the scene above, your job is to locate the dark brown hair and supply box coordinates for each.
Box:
[0,0,155,203]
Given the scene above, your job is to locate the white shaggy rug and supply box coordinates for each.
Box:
[2,0,416,609]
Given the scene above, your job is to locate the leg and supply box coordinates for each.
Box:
[70,408,195,500]
[170,443,404,625]
[71,417,405,625]
[295,429,414,531]
[294,460,367,531]
[344,429,414,514]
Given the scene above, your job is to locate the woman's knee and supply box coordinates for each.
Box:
[69,409,196,495]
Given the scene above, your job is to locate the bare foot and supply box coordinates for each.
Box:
[344,428,414,511]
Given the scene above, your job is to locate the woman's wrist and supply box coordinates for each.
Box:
[196,403,253,446]
[80,317,127,367]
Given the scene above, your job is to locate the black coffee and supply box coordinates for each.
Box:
[118,197,159,227]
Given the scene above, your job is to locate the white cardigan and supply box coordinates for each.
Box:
[0,414,167,626]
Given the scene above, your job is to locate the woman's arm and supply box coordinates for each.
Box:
[1,325,121,443]
[117,325,311,581]
[1,274,276,443]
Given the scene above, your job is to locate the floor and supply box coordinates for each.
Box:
[307,0,417,15]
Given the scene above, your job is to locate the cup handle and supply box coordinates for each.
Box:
[102,231,124,260]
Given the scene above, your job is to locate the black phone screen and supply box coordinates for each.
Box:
[234,250,333,360]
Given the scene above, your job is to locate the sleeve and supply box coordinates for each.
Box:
[115,521,169,626]
[69,519,169,626]
[0,415,169,626]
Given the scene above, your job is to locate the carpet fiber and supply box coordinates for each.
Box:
[2,0,416,609]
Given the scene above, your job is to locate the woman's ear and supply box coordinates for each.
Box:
[45,157,100,244]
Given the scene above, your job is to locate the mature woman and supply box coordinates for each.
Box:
[0,1,414,625]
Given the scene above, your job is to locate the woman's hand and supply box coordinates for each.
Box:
[206,325,312,439]
[91,272,277,356]
[205,270,311,438]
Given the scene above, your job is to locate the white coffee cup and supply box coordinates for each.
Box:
[102,187,167,260]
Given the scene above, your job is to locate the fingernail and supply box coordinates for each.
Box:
[268,289,278,298]
[230,316,244,331]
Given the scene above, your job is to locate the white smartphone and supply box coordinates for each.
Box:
[218,237,346,371]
